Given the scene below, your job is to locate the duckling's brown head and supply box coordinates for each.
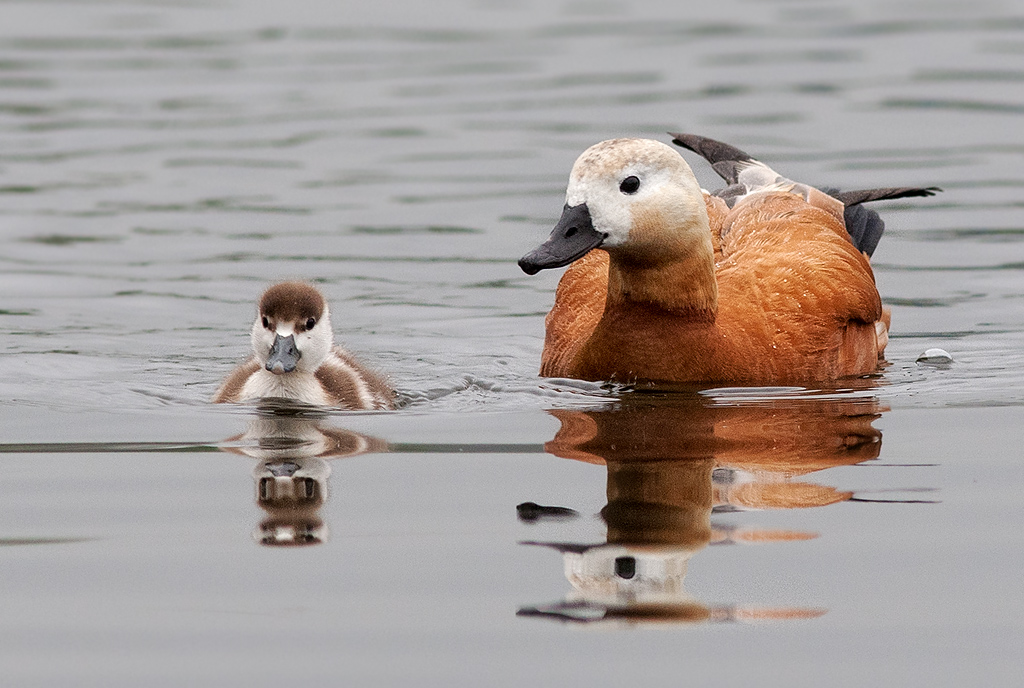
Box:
[251,282,334,375]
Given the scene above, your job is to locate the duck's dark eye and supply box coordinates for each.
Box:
[619,176,640,194]
[305,317,316,330]
[261,316,271,329]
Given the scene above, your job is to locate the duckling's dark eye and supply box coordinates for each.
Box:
[261,316,271,329]
[619,176,640,194]
[305,317,316,330]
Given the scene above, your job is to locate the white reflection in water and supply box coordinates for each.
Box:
[218,400,386,546]
[517,389,930,626]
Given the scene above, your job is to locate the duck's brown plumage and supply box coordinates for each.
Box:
[523,136,930,385]
[544,193,883,384]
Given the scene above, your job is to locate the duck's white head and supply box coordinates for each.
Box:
[520,138,710,274]
[250,282,334,375]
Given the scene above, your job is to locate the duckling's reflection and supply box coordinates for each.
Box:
[220,402,385,546]
[520,390,886,625]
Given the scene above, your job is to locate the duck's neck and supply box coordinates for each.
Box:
[605,223,718,321]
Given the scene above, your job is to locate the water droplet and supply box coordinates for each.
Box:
[916,348,953,365]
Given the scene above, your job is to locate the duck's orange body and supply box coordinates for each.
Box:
[543,193,886,384]
[520,136,930,386]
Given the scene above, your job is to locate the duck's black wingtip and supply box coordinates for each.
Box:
[668,132,754,163]
[823,185,941,257]
[668,133,756,185]
[833,186,943,207]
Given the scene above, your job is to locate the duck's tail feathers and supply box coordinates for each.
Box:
[831,186,941,207]
[669,132,755,185]
[822,186,942,257]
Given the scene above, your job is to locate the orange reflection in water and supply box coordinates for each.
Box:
[520,389,885,625]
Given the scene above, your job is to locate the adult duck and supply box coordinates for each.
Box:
[518,134,938,385]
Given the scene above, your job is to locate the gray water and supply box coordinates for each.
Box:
[1,0,1023,684]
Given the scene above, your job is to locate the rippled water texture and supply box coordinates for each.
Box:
[1,0,1023,685]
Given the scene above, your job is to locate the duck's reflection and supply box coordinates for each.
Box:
[519,390,886,625]
[221,402,385,546]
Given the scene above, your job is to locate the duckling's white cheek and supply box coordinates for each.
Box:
[251,322,271,363]
[296,330,330,371]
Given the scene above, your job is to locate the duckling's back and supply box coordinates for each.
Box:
[315,347,395,410]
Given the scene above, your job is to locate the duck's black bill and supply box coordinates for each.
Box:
[266,334,301,374]
[518,203,606,275]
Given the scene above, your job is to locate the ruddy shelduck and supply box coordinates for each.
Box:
[213,281,395,409]
[519,134,938,385]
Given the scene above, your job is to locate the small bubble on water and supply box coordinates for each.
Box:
[916,348,953,366]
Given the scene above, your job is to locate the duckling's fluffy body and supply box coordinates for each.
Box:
[214,282,394,409]
[520,136,934,385]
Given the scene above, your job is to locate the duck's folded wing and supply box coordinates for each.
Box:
[720,193,882,326]
[716,198,887,377]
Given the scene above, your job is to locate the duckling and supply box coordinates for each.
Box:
[519,135,938,385]
[213,281,394,409]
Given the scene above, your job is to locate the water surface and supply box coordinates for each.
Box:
[1,0,1022,684]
